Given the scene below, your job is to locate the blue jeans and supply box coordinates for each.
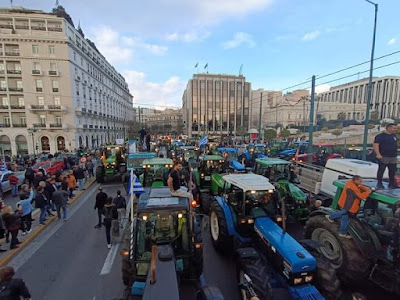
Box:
[331,209,350,234]
[40,207,46,224]
[11,185,18,197]
[78,178,85,190]
[97,208,103,227]
[56,204,67,220]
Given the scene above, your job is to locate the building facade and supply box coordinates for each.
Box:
[182,73,251,137]
[146,108,183,134]
[0,6,134,156]
[249,89,277,130]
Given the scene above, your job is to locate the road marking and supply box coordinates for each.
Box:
[8,182,100,272]
[99,198,131,276]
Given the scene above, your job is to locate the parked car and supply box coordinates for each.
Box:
[32,160,65,176]
[0,171,25,194]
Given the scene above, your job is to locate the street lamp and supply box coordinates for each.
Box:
[27,127,40,155]
[362,0,378,160]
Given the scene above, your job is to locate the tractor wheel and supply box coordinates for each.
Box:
[121,257,135,286]
[304,215,372,280]
[310,250,342,300]
[237,255,271,300]
[200,192,213,214]
[209,201,233,255]
[95,166,104,183]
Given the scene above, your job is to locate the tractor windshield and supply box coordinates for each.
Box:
[203,160,223,174]
[106,147,118,157]
[221,151,238,161]
[246,190,278,218]
[183,150,197,161]
[127,157,147,169]
[256,163,289,181]
[143,165,169,186]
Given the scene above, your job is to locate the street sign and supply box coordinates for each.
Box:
[80,157,87,163]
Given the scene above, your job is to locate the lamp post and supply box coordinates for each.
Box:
[27,127,40,155]
[362,0,378,160]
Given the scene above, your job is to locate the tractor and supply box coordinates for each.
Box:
[240,144,268,168]
[305,179,400,297]
[120,187,221,299]
[171,141,185,160]
[253,157,310,222]
[208,174,337,300]
[192,155,226,214]
[96,145,126,183]
[126,152,157,177]
[217,147,245,172]
[180,146,199,167]
[139,158,173,188]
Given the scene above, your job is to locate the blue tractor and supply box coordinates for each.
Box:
[217,147,246,172]
[208,174,340,300]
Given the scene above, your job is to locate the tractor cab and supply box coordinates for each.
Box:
[268,140,289,156]
[121,187,204,298]
[96,145,126,182]
[217,147,245,172]
[180,146,199,166]
[127,152,157,176]
[140,158,173,187]
[195,155,225,188]
[241,144,268,168]
[171,141,185,160]
[254,157,309,221]
[294,143,343,165]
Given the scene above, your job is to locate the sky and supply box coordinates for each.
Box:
[3,0,400,108]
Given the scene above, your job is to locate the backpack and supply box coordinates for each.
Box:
[104,206,117,220]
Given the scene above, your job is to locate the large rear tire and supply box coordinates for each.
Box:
[304,215,372,280]
[95,166,104,183]
[200,192,213,214]
[209,201,233,255]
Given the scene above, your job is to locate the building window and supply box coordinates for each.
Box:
[39,115,46,125]
[16,81,23,91]
[4,116,10,126]
[2,97,8,106]
[20,116,26,125]
[54,97,61,106]
[0,81,6,91]
[49,45,55,55]
[0,63,4,73]
[52,81,59,93]
[37,96,44,106]
[18,98,24,107]
[35,80,43,92]
[32,45,39,54]
[55,116,62,125]
[49,62,58,75]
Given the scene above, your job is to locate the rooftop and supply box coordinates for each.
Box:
[222,174,275,192]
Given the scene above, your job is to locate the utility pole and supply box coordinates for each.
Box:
[258,92,263,143]
[362,0,378,160]
[138,106,141,129]
[308,75,316,163]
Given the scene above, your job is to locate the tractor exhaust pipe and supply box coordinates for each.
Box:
[150,244,157,284]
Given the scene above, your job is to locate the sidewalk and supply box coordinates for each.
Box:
[0,178,96,267]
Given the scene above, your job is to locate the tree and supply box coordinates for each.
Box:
[337,112,346,121]
[236,125,247,137]
[264,129,277,140]
[331,129,342,137]
[281,129,291,138]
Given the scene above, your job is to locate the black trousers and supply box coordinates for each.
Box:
[21,213,32,232]
[377,161,397,184]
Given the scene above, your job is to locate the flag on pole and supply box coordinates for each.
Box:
[127,172,145,195]
[204,63,208,69]
[194,62,198,68]
[199,135,208,147]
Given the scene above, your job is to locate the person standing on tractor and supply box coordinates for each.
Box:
[167,162,194,201]
[326,176,372,239]
[373,123,399,189]
[139,128,146,148]
[145,134,151,152]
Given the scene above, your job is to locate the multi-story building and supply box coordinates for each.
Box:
[182,73,251,137]
[137,107,157,125]
[249,89,277,130]
[317,76,400,122]
[0,6,134,156]
[146,108,183,134]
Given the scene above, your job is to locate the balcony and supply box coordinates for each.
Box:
[48,27,62,32]
[0,87,6,92]
[12,124,27,128]
[30,105,45,110]
[10,105,24,109]
[7,70,21,75]
[0,24,13,29]
[49,123,62,128]
[48,105,66,111]
[49,71,58,76]
[83,124,88,129]
[15,25,29,30]
[36,88,43,92]
[32,70,42,75]
[0,123,11,127]
[33,123,46,128]
[52,88,59,93]
[31,26,46,31]
[89,125,93,129]
[4,52,19,57]
[0,105,8,109]
[8,87,23,92]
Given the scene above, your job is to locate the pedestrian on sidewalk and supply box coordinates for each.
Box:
[103,197,117,249]
[74,166,85,190]
[66,173,76,198]
[113,190,126,227]
[0,266,31,299]
[8,173,19,198]
[17,187,34,235]
[373,123,399,189]
[52,185,69,221]
[48,178,58,211]
[34,187,47,225]
[39,181,54,218]
[24,166,34,188]
[2,206,21,249]
[0,201,7,252]
[86,160,94,178]
[94,187,107,228]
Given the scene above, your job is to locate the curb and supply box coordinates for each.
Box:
[0,179,97,267]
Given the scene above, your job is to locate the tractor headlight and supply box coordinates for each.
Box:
[268,189,274,193]
[293,278,303,285]
[112,162,116,165]
[201,173,204,178]
[147,165,151,168]
[276,216,283,222]
[305,275,313,283]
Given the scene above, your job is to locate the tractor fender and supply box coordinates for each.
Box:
[308,207,336,218]
[214,197,251,243]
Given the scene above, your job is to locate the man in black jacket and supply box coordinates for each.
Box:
[0,266,31,299]
[94,187,108,228]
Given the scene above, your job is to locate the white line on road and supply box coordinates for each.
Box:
[99,198,131,276]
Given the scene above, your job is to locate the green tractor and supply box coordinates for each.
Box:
[254,157,309,221]
[139,158,173,188]
[126,152,156,177]
[180,146,199,166]
[96,145,126,183]
[305,179,400,296]
[192,155,226,214]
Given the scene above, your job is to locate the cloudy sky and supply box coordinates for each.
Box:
[5,0,400,107]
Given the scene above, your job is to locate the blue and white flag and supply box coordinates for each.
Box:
[199,135,208,147]
[127,172,145,195]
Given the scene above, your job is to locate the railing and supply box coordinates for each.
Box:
[52,88,59,92]
[0,123,11,127]
[31,105,45,109]
[33,123,46,128]
[89,125,93,128]
[0,105,8,109]
[8,87,23,92]
[0,24,13,29]
[7,70,21,74]
[36,88,43,92]
[48,105,61,110]
[0,88,6,91]
[49,71,58,76]
[15,25,29,30]
[48,27,62,32]
[10,105,24,109]
[49,123,62,128]
[5,52,19,56]
[13,124,26,127]
[32,70,41,75]
[31,26,46,31]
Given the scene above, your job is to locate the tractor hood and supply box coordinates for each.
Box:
[280,149,296,155]
[106,156,116,164]
[254,217,316,274]
[231,160,245,170]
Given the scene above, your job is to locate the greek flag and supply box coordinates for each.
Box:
[199,135,208,147]
[127,171,145,195]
